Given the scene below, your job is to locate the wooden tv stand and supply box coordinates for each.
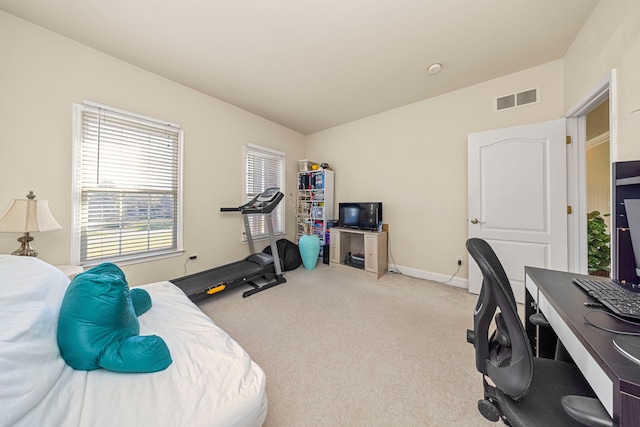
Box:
[329,228,388,279]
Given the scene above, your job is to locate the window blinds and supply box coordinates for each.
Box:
[245,144,285,239]
[77,104,182,263]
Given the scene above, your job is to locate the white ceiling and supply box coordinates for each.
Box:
[0,0,599,134]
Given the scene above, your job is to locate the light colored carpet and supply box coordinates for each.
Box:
[196,264,492,426]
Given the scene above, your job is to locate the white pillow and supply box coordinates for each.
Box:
[0,255,70,426]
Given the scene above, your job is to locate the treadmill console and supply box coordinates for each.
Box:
[241,187,284,214]
[256,187,280,202]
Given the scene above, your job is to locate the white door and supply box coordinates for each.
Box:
[467,119,568,303]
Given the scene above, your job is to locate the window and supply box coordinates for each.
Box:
[72,102,183,266]
[244,144,285,240]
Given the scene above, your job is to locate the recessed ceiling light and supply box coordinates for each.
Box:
[426,63,442,75]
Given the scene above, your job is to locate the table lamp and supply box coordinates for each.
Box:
[0,191,62,257]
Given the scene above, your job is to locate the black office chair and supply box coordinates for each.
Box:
[465,238,612,427]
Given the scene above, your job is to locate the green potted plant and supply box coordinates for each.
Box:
[587,210,611,276]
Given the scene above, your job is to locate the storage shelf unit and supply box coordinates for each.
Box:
[297,169,334,256]
[329,227,387,279]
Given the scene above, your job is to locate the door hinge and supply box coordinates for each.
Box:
[567,205,573,214]
[566,135,572,145]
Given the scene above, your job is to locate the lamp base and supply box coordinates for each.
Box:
[12,232,38,257]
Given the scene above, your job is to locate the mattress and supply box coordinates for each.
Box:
[0,255,267,427]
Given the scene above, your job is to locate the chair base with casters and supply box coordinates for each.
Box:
[465,238,612,427]
[470,341,604,426]
[486,358,601,426]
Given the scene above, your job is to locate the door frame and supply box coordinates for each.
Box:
[565,69,618,273]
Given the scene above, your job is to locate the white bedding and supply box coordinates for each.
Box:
[0,255,267,427]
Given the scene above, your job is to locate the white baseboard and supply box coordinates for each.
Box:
[387,264,469,290]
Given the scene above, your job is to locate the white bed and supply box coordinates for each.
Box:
[0,255,267,427]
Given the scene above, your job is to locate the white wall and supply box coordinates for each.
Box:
[564,0,640,161]
[306,61,564,283]
[0,11,306,285]
[305,1,640,285]
[3,1,640,287]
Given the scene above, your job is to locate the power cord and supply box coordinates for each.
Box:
[386,232,402,274]
[583,310,640,335]
[438,259,462,284]
[183,254,198,276]
[387,231,462,284]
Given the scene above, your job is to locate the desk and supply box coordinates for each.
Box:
[525,267,640,426]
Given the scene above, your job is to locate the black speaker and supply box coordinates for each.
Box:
[322,245,330,264]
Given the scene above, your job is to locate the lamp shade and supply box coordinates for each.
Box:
[0,195,62,233]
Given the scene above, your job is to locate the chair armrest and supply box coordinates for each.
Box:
[561,395,612,427]
[529,312,550,328]
[529,312,573,362]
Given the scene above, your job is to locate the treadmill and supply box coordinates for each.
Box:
[171,187,286,300]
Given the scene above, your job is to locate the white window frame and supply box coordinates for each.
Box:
[71,101,184,267]
[243,143,286,241]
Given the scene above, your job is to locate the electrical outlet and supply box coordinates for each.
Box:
[456,256,463,266]
[189,254,198,263]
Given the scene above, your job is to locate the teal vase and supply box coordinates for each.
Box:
[298,234,321,270]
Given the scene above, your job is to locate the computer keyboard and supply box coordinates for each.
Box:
[573,277,640,320]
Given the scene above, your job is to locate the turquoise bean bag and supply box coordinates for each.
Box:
[57,263,172,373]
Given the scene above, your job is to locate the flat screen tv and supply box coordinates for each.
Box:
[338,202,383,231]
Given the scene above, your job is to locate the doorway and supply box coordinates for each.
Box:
[585,100,611,276]
[566,70,618,274]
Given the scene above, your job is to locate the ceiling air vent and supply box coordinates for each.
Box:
[495,88,539,111]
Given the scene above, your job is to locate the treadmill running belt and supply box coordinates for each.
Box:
[171,259,264,299]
